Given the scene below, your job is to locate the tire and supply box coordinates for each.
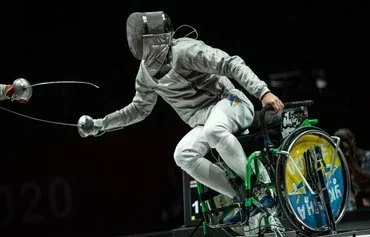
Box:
[275,126,350,235]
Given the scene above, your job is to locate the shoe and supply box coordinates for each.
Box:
[223,193,275,225]
[223,208,250,225]
[255,186,276,209]
[260,194,275,208]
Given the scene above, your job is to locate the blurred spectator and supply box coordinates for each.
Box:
[334,128,370,210]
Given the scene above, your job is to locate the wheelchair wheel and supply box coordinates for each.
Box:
[275,126,350,235]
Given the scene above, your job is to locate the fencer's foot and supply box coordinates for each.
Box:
[223,208,250,225]
[260,194,275,208]
[223,194,275,225]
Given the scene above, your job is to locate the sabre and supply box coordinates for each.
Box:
[1,78,100,127]
[0,106,78,127]
[25,80,100,89]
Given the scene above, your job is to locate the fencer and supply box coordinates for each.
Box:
[77,11,284,225]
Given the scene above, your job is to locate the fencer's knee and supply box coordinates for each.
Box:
[173,146,197,171]
[204,123,227,148]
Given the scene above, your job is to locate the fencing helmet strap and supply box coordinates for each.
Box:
[126,11,173,60]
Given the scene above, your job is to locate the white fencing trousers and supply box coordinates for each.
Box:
[174,90,254,198]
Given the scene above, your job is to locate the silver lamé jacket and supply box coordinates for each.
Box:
[99,36,270,130]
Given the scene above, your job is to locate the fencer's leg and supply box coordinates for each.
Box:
[204,90,254,180]
[174,126,237,199]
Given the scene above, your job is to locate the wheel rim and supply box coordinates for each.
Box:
[282,129,349,232]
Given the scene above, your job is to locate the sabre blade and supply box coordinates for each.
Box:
[25,81,100,89]
[0,106,78,127]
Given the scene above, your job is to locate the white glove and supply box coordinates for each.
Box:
[77,115,104,138]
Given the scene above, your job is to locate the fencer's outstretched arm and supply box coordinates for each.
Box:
[78,77,158,137]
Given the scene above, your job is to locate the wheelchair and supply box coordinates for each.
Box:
[192,100,350,237]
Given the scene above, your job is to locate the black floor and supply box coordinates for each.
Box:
[122,208,370,237]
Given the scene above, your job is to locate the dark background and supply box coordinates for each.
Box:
[0,1,369,236]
